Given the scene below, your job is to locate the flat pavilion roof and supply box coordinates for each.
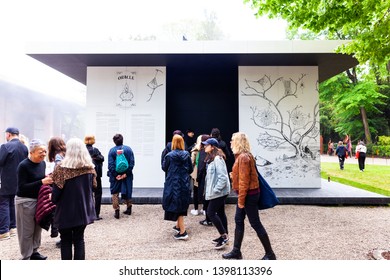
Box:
[27,40,358,85]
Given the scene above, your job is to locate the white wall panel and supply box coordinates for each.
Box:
[239,66,321,188]
[86,67,166,188]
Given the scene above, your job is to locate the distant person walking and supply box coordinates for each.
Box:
[223,132,276,260]
[0,127,28,241]
[344,134,352,157]
[85,135,104,220]
[107,134,135,219]
[355,140,367,172]
[327,139,334,156]
[162,134,193,240]
[52,138,97,260]
[335,141,348,170]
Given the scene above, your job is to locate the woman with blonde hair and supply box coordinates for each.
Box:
[222,132,276,260]
[52,138,96,260]
[162,134,193,240]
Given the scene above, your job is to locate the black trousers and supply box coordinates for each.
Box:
[358,152,366,171]
[207,195,228,235]
[94,177,102,217]
[338,155,346,170]
[235,193,267,236]
[59,225,87,260]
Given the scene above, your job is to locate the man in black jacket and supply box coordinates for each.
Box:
[0,127,28,240]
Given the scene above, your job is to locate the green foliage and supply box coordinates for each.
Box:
[246,0,390,64]
[372,136,390,157]
[319,71,388,141]
[378,135,390,145]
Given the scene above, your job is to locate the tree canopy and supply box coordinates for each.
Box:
[246,0,390,64]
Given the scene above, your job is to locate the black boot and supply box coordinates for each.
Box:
[261,252,276,260]
[258,232,276,260]
[222,229,244,259]
[123,205,132,215]
[114,209,120,219]
[50,226,59,238]
[222,247,243,259]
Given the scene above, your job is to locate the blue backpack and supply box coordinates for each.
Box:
[115,147,129,173]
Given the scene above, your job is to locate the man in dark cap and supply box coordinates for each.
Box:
[0,127,28,240]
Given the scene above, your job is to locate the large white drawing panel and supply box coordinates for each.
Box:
[239,66,321,188]
[86,67,166,188]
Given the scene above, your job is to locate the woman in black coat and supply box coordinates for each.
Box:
[85,135,104,220]
[162,134,193,240]
[52,138,96,260]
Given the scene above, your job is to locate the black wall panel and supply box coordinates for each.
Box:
[165,55,238,170]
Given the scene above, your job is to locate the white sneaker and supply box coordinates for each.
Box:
[0,232,10,241]
[200,210,206,215]
[9,228,17,237]
[190,209,199,216]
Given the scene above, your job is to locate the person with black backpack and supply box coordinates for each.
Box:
[107,134,135,219]
[85,135,104,220]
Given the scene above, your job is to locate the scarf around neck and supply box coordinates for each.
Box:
[52,166,97,189]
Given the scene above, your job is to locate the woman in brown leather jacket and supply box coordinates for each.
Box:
[222,132,276,260]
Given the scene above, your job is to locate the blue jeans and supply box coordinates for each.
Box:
[0,195,16,234]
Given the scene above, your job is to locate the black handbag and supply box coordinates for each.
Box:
[254,163,280,210]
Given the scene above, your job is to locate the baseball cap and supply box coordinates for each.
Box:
[5,127,19,135]
[202,138,219,148]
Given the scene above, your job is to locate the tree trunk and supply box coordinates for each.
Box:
[360,106,372,144]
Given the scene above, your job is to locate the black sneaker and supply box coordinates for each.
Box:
[215,236,229,250]
[212,236,223,244]
[172,226,180,233]
[199,220,213,226]
[174,231,188,240]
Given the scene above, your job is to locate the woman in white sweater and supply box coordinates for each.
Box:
[355,141,367,172]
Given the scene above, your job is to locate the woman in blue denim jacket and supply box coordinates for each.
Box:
[203,138,231,250]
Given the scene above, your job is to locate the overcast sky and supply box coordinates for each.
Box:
[0,0,287,104]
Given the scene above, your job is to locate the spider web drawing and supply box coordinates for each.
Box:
[146,69,163,102]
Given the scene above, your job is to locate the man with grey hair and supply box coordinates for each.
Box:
[16,139,52,259]
[0,127,28,241]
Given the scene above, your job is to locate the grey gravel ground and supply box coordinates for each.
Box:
[1,204,389,260]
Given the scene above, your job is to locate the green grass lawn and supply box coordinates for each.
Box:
[321,162,390,196]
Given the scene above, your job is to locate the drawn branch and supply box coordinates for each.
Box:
[276,74,306,107]
[146,69,164,102]
[242,75,283,97]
